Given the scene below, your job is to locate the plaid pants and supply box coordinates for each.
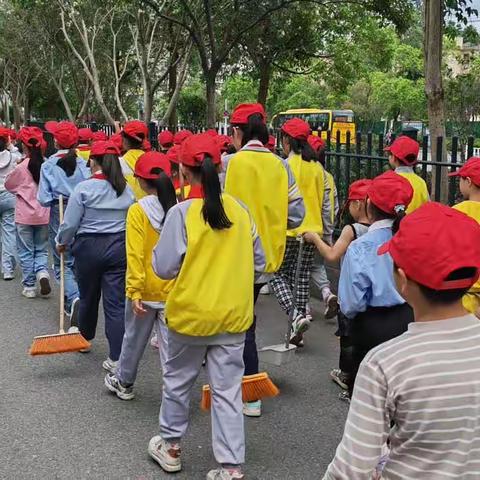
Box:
[271,236,316,317]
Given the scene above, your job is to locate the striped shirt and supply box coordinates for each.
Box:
[323,314,480,479]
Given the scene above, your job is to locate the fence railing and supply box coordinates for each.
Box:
[325,130,475,207]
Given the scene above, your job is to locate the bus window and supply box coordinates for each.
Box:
[309,113,330,131]
[333,113,354,123]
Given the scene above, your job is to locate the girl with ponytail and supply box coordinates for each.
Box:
[56,141,135,373]
[149,133,265,479]
[5,127,51,298]
[105,151,177,400]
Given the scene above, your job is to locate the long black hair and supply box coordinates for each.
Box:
[57,148,78,177]
[188,156,232,230]
[142,167,177,220]
[367,201,406,234]
[0,137,7,152]
[232,113,269,147]
[91,153,127,197]
[122,132,144,150]
[25,140,45,184]
[282,133,317,162]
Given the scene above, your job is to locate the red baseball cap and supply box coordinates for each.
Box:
[367,170,413,215]
[44,121,58,133]
[92,131,108,142]
[205,129,218,137]
[308,135,325,152]
[0,127,12,141]
[265,135,276,152]
[384,136,420,166]
[180,133,221,167]
[143,139,152,152]
[173,129,193,145]
[135,151,171,179]
[6,128,16,140]
[158,130,174,147]
[281,118,311,141]
[89,141,121,157]
[46,121,79,149]
[230,103,266,125]
[378,202,480,290]
[18,127,44,148]
[166,145,179,164]
[110,133,123,150]
[123,120,148,141]
[348,179,373,201]
[448,157,480,187]
[78,128,93,143]
[216,134,232,153]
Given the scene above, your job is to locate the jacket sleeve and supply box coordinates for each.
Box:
[283,160,305,229]
[4,164,22,194]
[37,164,53,207]
[55,186,85,246]
[125,206,146,301]
[321,170,334,240]
[323,356,390,480]
[152,204,187,280]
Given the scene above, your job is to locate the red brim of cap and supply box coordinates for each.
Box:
[448,171,461,177]
[384,146,392,152]
[377,241,391,256]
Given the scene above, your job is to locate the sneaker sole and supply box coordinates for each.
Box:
[148,443,182,473]
[325,296,339,319]
[39,277,51,296]
[330,373,348,390]
[104,376,135,401]
[243,408,261,417]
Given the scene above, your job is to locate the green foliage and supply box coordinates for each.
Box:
[177,82,206,127]
[221,76,257,110]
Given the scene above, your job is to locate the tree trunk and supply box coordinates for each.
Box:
[23,95,30,124]
[3,95,10,126]
[144,83,153,124]
[52,77,75,122]
[12,98,21,130]
[167,56,178,130]
[424,0,447,202]
[205,71,217,129]
[257,60,271,107]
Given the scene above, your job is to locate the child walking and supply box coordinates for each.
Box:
[386,135,429,213]
[324,202,480,479]
[104,151,177,400]
[56,141,135,371]
[39,121,90,323]
[339,171,414,396]
[149,133,265,480]
[5,127,51,298]
[270,118,328,346]
[450,157,480,316]
[304,179,371,401]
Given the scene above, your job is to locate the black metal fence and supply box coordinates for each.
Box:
[324,130,476,207]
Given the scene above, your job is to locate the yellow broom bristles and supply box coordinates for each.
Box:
[29,332,91,356]
[201,372,279,411]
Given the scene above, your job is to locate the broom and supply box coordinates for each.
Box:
[29,195,90,355]
[201,373,279,411]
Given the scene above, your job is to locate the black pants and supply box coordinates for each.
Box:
[72,232,127,361]
[348,303,414,395]
[243,283,263,376]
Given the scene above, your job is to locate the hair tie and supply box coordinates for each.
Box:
[394,204,406,214]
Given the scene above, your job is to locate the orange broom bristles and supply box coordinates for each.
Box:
[29,331,91,356]
[201,372,279,411]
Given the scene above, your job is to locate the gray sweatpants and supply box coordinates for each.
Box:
[117,300,168,385]
[310,251,331,296]
[160,333,245,466]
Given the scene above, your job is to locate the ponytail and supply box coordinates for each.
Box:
[392,206,407,234]
[198,156,232,230]
[25,140,45,184]
[282,133,317,162]
[0,138,6,152]
[57,148,77,177]
[145,167,177,220]
[122,132,144,150]
[95,153,127,197]
[232,113,269,147]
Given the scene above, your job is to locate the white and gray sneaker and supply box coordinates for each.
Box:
[36,271,51,296]
[207,468,245,479]
[3,272,14,281]
[324,294,339,319]
[69,297,80,328]
[22,287,36,299]
[102,358,118,374]
[104,373,134,400]
[291,314,310,336]
[148,436,182,473]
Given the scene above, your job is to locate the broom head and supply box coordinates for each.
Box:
[29,331,91,356]
[201,372,279,410]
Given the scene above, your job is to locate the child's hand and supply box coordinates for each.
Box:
[133,299,147,316]
[303,232,318,244]
[56,244,66,254]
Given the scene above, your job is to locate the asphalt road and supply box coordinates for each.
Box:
[2,275,347,480]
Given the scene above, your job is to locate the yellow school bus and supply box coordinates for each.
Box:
[272,108,356,144]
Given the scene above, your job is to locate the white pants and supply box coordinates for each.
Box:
[117,300,168,385]
[159,333,245,466]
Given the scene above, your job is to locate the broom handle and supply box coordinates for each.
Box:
[59,195,65,334]
[285,235,305,348]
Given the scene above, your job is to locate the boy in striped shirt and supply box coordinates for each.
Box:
[324,202,480,480]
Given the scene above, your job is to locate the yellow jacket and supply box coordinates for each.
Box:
[125,198,173,302]
[453,200,480,314]
[287,153,325,236]
[396,168,429,213]
[120,149,146,200]
[76,148,90,162]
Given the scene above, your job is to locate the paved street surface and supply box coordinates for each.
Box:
[2,275,347,479]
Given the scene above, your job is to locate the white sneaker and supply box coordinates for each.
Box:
[3,272,14,281]
[150,335,159,349]
[324,294,339,319]
[36,271,51,296]
[291,314,310,336]
[243,400,262,417]
[102,358,118,374]
[259,284,270,295]
[207,468,244,479]
[22,287,36,299]
[148,436,182,473]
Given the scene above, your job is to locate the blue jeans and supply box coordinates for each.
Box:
[0,190,16,275]
[48,203,79,310]
[16,224,49,287]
